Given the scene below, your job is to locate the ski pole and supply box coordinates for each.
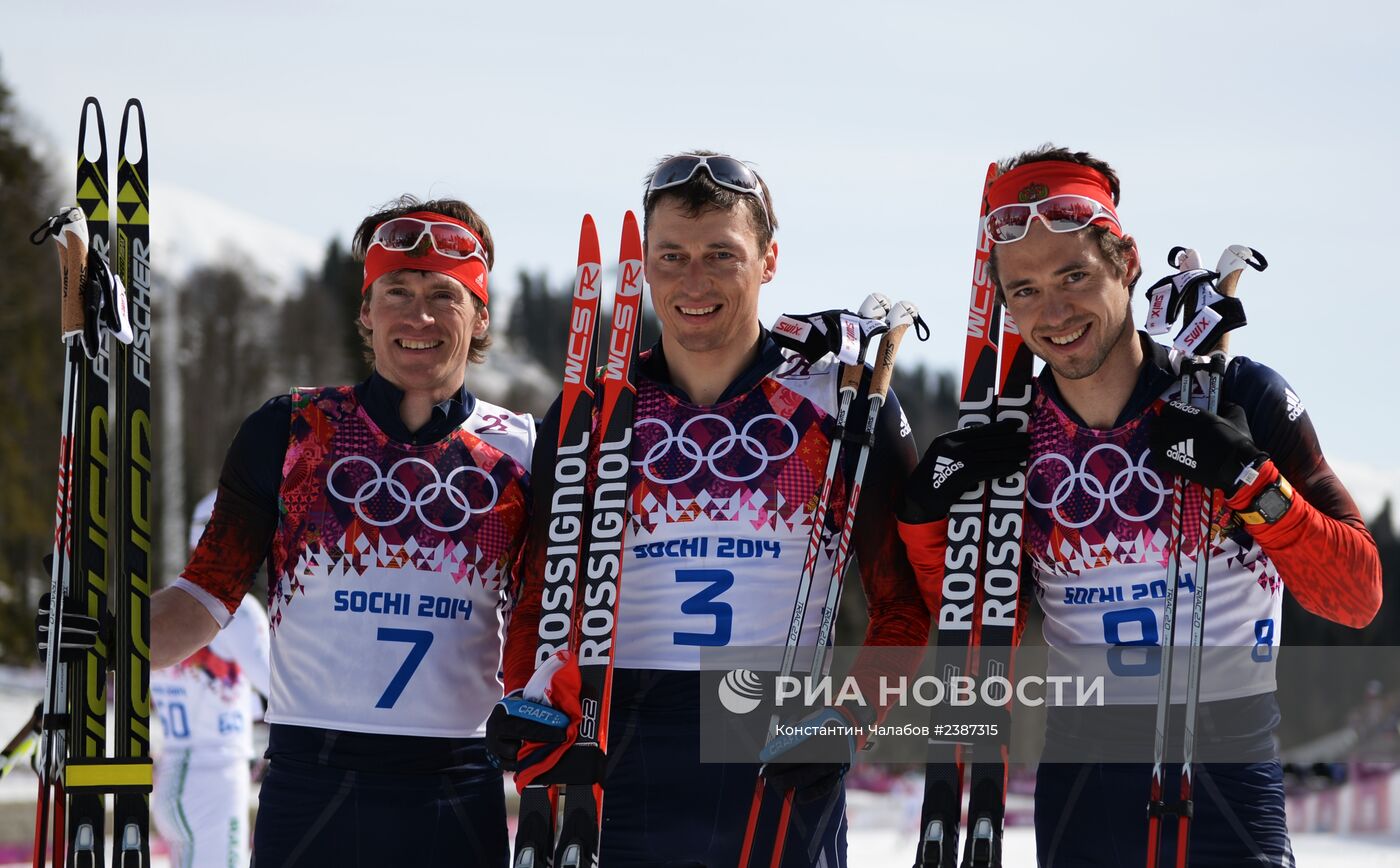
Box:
[1146,245,1266,868]
[1,705,43,781]
[764,300,926,868]
[737,293,893,868]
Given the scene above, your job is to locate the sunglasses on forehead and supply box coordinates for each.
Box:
[983,195,1120,244]
[647,154,772,231]
[369,217,488,264]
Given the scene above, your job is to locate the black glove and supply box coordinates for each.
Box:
[484,692,569,771]
[899,420,1030,524]
[759,707,861,803]
[1150,400,1265,496]
[35,591,112,664]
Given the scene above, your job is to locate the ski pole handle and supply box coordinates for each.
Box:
[1212,245,1266,355]
[869,301,920,399]
[837,293,895,392]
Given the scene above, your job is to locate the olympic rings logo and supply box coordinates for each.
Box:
[326,455,499,533]
[1026,444,1170,529]
[634,413,799,485]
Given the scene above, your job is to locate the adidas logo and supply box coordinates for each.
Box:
[930,456,965,489]
[1166,439,1198,468]
[1285,388,1305,422]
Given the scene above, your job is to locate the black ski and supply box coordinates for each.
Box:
[64,96,115,868]
[110,98,154,868]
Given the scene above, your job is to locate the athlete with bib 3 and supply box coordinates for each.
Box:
[899,147,1383,867]
[492,153,930,866]
[144,197,533,866]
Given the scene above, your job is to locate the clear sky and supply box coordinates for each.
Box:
[4,1,1398,506]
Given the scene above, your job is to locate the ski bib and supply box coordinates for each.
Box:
[1026,377,1283,704]
[266,387,532,737]
[614,351,847,671]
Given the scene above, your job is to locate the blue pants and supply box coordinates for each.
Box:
[599,670,847,867]
[1034,762,1295,867]
[251,733,507,867]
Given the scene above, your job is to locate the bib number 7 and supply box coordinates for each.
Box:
[375,628,434,709]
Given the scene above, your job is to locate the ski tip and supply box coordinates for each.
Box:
[619,210,643,263]
[118,99,149,159]
[577,214,601,266]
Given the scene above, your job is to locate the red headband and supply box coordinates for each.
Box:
[985,161,1123,238]
[361,211,490,303]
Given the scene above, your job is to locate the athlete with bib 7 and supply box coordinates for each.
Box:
[137,197,531,866]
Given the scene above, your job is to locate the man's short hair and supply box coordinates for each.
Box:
[641,150,778,250]
[351,195,493,366]
[986,144,1140,296]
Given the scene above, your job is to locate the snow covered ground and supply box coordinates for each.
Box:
[4,670,1399,866]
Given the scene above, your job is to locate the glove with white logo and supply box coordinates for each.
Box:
[898,420,1029,525]
[1150,400,1264,496]
[485,649,579,780]
[759,706,866,803]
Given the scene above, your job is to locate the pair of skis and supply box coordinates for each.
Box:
[917,163,1034,868]
[514,213,643,868]
[34,97,154,868]
[741,295,926,868]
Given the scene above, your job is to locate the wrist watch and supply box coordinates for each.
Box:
[1237,476,1294,525]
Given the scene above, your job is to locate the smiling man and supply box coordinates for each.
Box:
[898,146,1383,867]
[494,152,928,866]
[138,197,534,866]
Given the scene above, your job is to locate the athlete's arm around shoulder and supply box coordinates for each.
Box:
[154,394,290,669]
[852,384,931,645]
[1226,357,1382,627]
[500,394,562,693]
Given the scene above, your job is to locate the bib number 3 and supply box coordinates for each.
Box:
[674,569,734,647]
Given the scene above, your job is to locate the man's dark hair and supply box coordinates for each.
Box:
[351,195,492,366]
[986,144,1140,296]
[642,150,778,250]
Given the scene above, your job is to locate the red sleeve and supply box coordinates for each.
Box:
[898,517,950,616]
[180,481,274,615]
[503,526,545,694]
[1227,459,1382,628]
[502,397,564,694]
[897,515,1034,647]
[846,388,931,724]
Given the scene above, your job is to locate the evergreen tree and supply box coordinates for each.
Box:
[0,63,62,661]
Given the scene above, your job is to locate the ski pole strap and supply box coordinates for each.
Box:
[29,207,83,245]
[1146,798,1194,819]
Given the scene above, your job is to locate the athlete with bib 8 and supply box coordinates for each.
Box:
[899,146,1383,867]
